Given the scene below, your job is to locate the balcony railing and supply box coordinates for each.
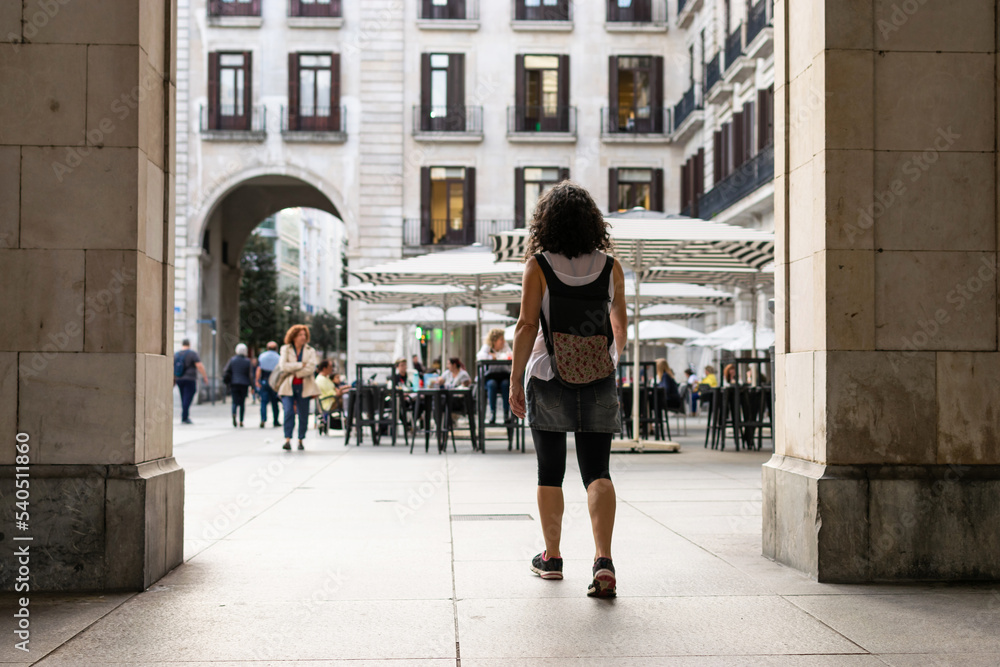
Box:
[507,105,576,134]
[601,106,669,135]
[704,52,722,94]
[747,0,771,44]
[514,0,571,21]
[698,143,774,220]
[209,0,261,16]
[288,0,342,17]
[672,84,702,130]
[403,218,517,247]
[725,25,744,72]
[418,0,478,19]
[412,105,483,134]
[281,105,346,133]
[200,104,267,133]
[607,0,664,23]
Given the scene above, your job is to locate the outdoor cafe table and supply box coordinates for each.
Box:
[402,386,477,454]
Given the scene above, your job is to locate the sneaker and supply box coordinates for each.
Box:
[232,415,237,427]
[530,551,563,580]
[260,422,265,429]
[182,419,194,425]
[587,557,616,598]
[273,421,281,428]
[282,441,292,451]
[489,413,496,425]
[298,440,305,450]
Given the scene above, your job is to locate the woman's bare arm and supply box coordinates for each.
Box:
[511,257,544,385]
[610,259,628,358]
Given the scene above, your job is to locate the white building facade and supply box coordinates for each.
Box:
[174,0,774,377]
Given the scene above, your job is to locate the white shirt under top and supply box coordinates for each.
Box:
[524,250,618,387]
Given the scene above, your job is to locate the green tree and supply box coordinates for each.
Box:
[239,234,279,353]
[276,286,308,340]
[310,309,340,357]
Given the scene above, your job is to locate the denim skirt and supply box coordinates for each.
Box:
[525,375,622,433]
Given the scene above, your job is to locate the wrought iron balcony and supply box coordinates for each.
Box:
[725,25,744,73]
[607,0,665,24]
[672,85,702,131]
[747,0,770,44]
[412,105,483,135]
[601,106,669,136]
[403,218,517,247]
[199,104,267,136]
[208,0,260,16]
[280,105,346,140]
[514,0,571,21]
[698,143,774,220]
[704,52,722,94]
[507,105,576,135]
[288,0,341,17]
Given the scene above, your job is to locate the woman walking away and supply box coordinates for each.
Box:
[277,324,320,451]
[476,328,513,424]
[222,343,253,427]
[508,180,628,599]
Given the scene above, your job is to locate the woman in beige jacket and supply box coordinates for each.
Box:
[278,324,320,450]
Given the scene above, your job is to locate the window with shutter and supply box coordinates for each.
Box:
[713,131,723,184]
[610,55,662,133]
[292,53,338,131]
[732,112,744,169]
[420,0,466,19]
[424,167,470,245]
[615,168,655,211]
[215,52,251,130]
[210,0,260,17]
[518,55,568,132]
[420,54,467,132]
[607,0,653,22]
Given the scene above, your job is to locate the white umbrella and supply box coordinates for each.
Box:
[350,245,524,348]
[719,328,775,352]
[687,321,758,347]
[375,306,514,326]
[339,283,520,364]
[490,211,773,450]
[627,320,703,343]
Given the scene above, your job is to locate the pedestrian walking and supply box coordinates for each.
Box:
[173,338,209,425]
[508,180,628,598]
[255,341,281,428]
[276,324,320,451]
[222,343,253,427]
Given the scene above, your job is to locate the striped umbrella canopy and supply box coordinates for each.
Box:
[489,209,772,450]
[621,281,733,307]
[350,244,522,287]
[375,306,514,327]
[642,264,775,287]
[489,211,774,271]
[628,304,705,320]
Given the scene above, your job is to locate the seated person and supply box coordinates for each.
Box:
[476,328,513,424]
[432,357,473,427]
[655,358,683,411]
[315,360,345,414]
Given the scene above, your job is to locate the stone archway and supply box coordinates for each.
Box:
[176,168,347,388]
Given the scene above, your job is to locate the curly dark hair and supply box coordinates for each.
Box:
[524,180,614,261]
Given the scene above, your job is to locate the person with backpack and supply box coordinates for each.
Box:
[255,341,281,428]
[174,339,209,425]
[222,343,253,428]
[508,181,628,599]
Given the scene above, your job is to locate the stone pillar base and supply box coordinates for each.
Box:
[763,455,1000,583]
[1,459,184,591]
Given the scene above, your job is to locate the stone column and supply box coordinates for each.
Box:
[765,0,1000,582]
[0,1,183,590]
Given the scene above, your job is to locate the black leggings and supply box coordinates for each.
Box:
[532,429,613,489]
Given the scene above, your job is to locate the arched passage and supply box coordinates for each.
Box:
[179,170,347,394]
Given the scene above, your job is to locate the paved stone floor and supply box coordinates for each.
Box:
[4,398,999,666]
